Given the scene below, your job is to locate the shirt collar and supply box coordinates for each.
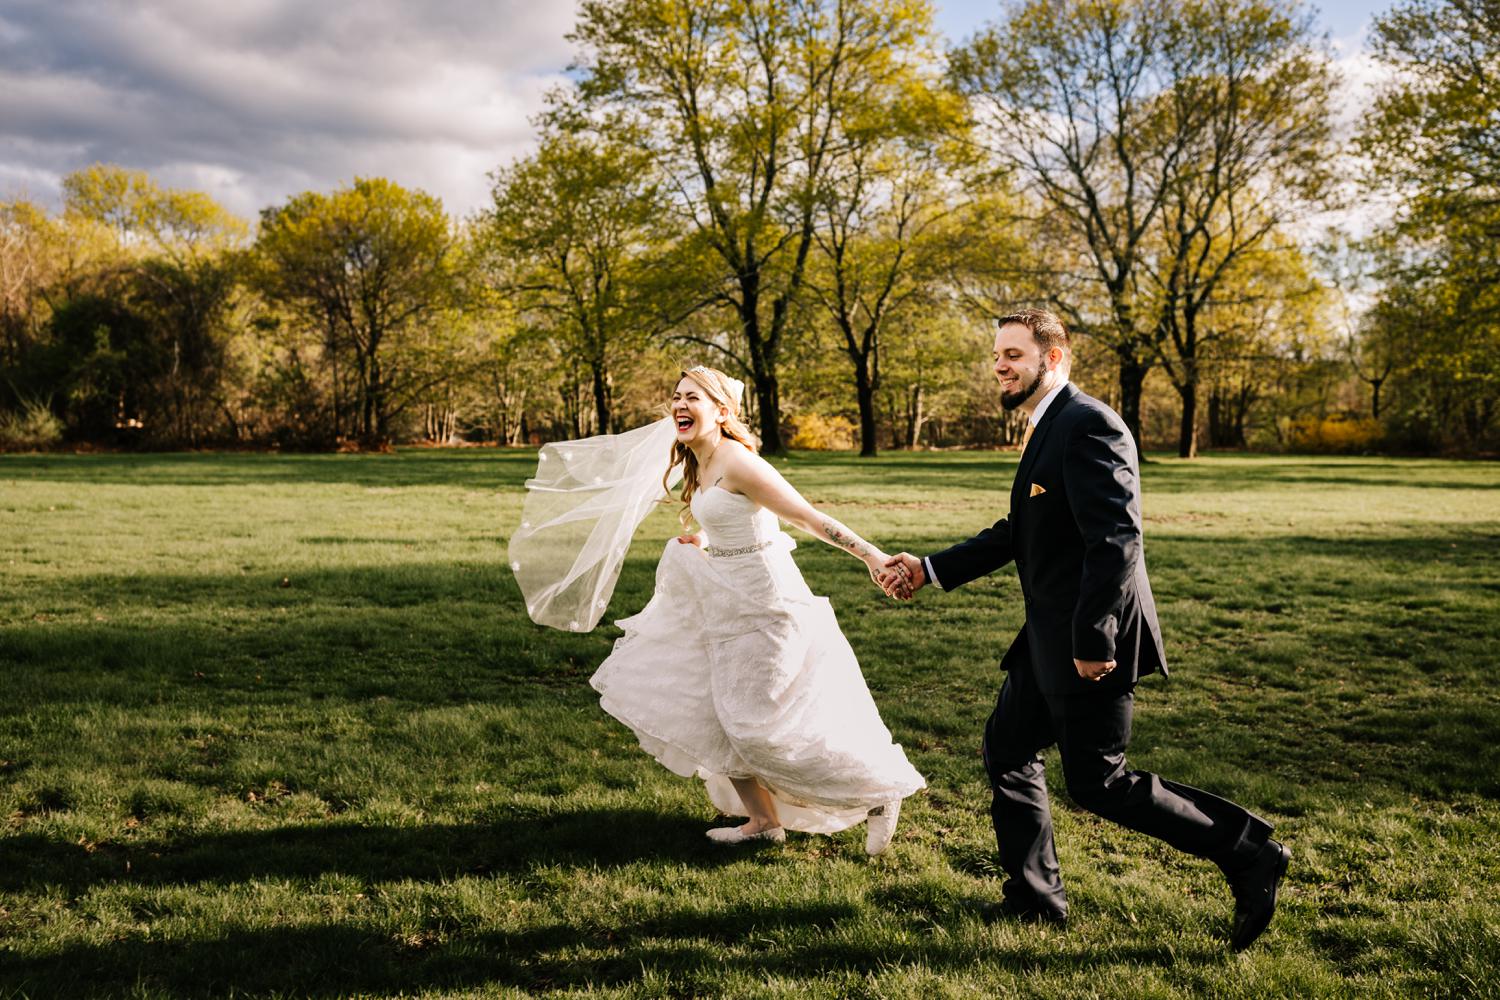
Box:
[1029,377,1069,427]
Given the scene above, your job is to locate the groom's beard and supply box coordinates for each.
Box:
[1000,367,1047,412]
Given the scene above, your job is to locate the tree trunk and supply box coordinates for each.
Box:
[741,280,786,456]
[1177,379,1198,458]
[356,353,373,442]
[854,357,877,457]
[563,366,584,439]
[1117,356,1149,453]
[1233,380,1253,446]
[905,383,925,449]
[330,334,343,440]
[591,363,612,435]
[366,355,384,444]
[509,388,526,445]
[1207,385,1236,448]
[754,374,783,455]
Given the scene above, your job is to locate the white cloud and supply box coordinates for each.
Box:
[1295,24,1401,243]
[0,0,580,221]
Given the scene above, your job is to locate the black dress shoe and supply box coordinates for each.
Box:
[966,897,1067,928]
[1228,839,1291,951]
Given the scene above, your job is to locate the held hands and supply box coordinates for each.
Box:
[676,533,702,547]
[875,552,925,601]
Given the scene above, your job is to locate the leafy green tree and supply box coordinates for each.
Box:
[0,198,113,439]
[2,167,248,446]
[877,307,993,449]
[950,0,1334,453]
[0,200,58,376]
[1357,0,1499,450]
[1361,0,1499,258]
[805,25,964,455]
[569,0,941,454]
[252,178,462,445]
[1194,239,1335,448]
[64,166,249,445]
[484,131,667,434]
[1150,0,1336,457]
[951,0,1185,444]
[62,165,247,257]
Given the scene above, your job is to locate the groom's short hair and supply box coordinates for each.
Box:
[997,309,1069,356]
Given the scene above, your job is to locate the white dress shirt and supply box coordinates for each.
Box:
[924,378,1070,590]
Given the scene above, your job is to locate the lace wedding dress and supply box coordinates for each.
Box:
[590,485,925,833]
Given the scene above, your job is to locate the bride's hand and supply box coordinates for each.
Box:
[676,533,702,547]
[871,551,916,600]
[863,550,893,588]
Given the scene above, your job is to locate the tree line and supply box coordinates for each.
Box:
[1,0,1494,458]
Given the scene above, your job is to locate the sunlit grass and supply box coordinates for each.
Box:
[1,449,1498,998]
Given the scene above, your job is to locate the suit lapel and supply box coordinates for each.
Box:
[1013,382,1078,493]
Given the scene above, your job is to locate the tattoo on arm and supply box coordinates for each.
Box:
[820,517,874,559]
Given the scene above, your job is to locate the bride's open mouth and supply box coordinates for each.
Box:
[675,415,694,431]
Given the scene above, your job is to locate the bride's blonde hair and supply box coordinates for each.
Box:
[664,366,759,528]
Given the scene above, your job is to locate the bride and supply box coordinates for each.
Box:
[511,365,924,854]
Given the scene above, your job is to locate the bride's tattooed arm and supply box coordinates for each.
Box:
[819,517,877,560]
[724,447,888,566]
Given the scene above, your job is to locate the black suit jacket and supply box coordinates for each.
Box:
[927,383,1167,695]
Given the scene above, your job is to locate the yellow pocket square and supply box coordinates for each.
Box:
[1029,483,1047,497]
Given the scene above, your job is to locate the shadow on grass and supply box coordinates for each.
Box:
[0,558,660,707]
[5,524,1500,802]
[0,809,739,896]
[0,900,1222,999]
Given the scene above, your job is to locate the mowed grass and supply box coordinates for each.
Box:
[1,448,1498,999]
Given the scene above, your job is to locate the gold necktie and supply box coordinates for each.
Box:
[1020,422,1035,455]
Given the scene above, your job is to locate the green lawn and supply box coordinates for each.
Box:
[1,449,1497,999]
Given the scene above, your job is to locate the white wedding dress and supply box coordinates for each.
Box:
[590,485,925,833]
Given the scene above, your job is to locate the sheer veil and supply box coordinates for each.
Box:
[508,417,682,632]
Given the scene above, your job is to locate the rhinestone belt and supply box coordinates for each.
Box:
[704,539,773,558]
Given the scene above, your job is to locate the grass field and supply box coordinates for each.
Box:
[2,448,1498,999]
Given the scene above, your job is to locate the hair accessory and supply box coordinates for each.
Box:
[686,365,746,412]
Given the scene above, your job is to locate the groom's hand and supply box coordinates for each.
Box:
[1074,658,1116,682]
[880,553,926,600]
[874,566,909,600]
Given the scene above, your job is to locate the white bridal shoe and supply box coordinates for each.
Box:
[706,824,787,845]
[865,800,901,856]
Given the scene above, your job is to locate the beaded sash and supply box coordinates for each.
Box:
[704,539,773,558]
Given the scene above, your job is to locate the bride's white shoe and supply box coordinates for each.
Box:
[865,799,901,856]
[706,824,787,845]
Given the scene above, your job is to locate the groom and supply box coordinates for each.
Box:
[880,309,1289,951]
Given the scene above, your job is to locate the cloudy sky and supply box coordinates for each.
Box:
[0,0,1395,223]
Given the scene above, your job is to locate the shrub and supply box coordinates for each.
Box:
[0,400,64,451]
[788,412,855,451]
[1286,416,1383,453]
